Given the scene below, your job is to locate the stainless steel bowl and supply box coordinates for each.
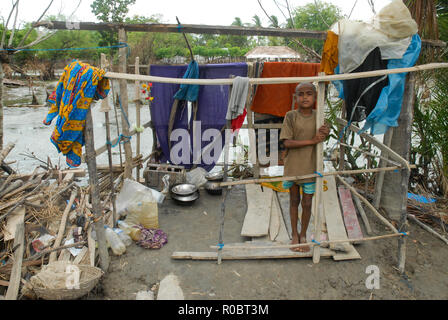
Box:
[171,183,198,196]
[205,172,223,181]
[172,191,200,205]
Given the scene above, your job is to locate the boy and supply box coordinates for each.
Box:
[280,82,329,252]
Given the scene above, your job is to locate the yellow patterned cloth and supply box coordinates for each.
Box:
[44,60,110,167]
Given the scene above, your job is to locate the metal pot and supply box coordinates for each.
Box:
[171,183,198,197]
[205,172,223,182]
[171,191,200,205]
[204,181,223,195]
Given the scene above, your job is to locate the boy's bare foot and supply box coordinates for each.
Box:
[290,234,302,252]
[298,235,310,252]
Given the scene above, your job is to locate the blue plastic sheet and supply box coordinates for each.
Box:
[360,34,421,135]
[333,34,422,135]
[408,192,436,204]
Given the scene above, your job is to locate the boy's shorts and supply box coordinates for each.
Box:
[282,181,316,194]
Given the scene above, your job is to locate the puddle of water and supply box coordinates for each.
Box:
[3,80,153,173]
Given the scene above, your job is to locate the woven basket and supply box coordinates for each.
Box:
[31,261,104,300]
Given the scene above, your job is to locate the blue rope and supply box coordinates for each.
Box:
[107,134,132,148]
[118,96,131,129]
[311,239,321,246]
[217,243,224,250]
[400,232,408,236]
[314,171,324,178]
[176,24,184,33]
[0,42,128,52]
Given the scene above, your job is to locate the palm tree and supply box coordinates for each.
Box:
[252,15,263,28]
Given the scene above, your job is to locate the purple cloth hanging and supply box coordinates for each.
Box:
[150,63,248,171]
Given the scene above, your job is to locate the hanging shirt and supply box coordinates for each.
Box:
[44,60,110,167]
[320,31,339,75]
[280,109,317,184]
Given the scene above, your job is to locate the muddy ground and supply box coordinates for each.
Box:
[90,185,448,300]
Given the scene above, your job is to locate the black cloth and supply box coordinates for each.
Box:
[343,47,389,122]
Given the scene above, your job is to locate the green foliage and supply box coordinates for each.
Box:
[289,0,342,54]
[412,69,448,196]
[91,0,136,23]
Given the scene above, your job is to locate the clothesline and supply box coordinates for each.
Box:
[105,62,448,85]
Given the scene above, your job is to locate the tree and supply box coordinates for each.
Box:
[90,0,136,23]
[290,0,342,55]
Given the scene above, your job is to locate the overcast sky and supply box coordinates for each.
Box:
[1,0,393,27]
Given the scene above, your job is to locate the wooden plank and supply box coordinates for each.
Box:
[73,246,88,264]
[322,176,351,251]
[338,186,364,241]
[87,225,96,267]
[172,247,335,260]
[2,205,25,241]
[322,176,361,260]
[277,192,292,238]
[58,249,71,262]
[5,222,24,300]
[241,185,272,237]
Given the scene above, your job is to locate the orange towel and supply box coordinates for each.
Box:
[320,31,339,75]
[250,62,321,117]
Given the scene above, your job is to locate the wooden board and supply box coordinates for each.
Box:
[277,192,292,238]
[2,206,25,241]
[323,177,361,260]
[241,185,272,237]
[5,222,24,300]
[172,247,335,260]
[338,186,364,241]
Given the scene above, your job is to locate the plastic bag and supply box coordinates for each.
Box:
[186,167,208,187]
[373,0,418,39]
[115,179,162,229]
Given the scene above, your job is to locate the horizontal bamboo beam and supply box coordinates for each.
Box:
[103,63,448,86]
[209,232,408,250]
[36,21,327,39]
[214,165,416,187]
[36,21,446,48]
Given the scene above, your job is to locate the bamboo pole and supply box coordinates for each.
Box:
[118,28,133,180]
[373,128,394,209]
[352,194,372,235]
[134,57,142,181]
[100,53,118,227]
[84,108,109,271]
[408,214,448,245]
[209,232,408,250]
[313,73,325,264]
[336,175,398,233]
[214,165,416,188]
[104,62,448,86]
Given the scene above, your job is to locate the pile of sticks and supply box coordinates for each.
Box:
[0,143,128,300]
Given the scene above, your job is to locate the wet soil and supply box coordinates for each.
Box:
[91,185,448,300]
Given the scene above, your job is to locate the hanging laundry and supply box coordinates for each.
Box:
[173,60,199,101]
[150,63,248,171]
[43,60,110,167]
[320,30,339,75]
[226,76,250,132]
[360,34,421,135]
[342,47,389,123]
[250,62,320,117]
